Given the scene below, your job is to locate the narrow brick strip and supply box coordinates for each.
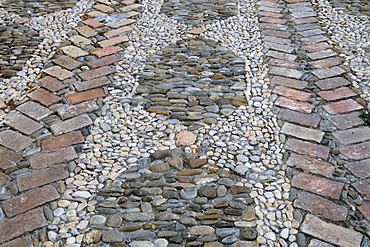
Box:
[284,138,330,159]
[67,88,107,105]
[273,86,311,101]
[286,153,334,177]
[275,97,314,113]
[42,131,84,152]
[29,146,77,169]
[323,99,363,115]
[281,122,324,143]
[340,142,370,160]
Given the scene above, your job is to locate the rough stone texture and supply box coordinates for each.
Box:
[0,146,22,171]
[340,142,370,160]
[0,130,33,152]
[5,112,43,135]
[345,159,370,179]
[286,153,334,177]
[281,122,324,143]
[50,114,93,136]
[29,147,77,169]
[16,101,53,121]
[176,131,197,146]
[284,138,330,159]
[42,131,84,152]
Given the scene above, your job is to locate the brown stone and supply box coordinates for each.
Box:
[76,25,97,37]
[74,76,111,91]
[323,99,363,115]
[0,146,21,171]
[91,46,122,58]
[16,101,52,121]
[318,87,356,101]
[312,66,346,79]
[358,202,370,221]
[67,88,107,105]
[82,19,105,29]
[346,159,370,178]
[42,131,84,152]
[43,66,74,80]
[53,55,82,70]
[271,76,307,90]
[340,142,370,160]
[281,122,324,143]
[29,88,61,106]
[5,112,43,135]
[0,172,10,186]
[104,26,132,39]
[286,153,334,177]
[188,28,204,35]
[230,186,251,194]
[38,76,66,92]
[284,138,330,159]
[308,57,342,69]
[269,67,303,79]
[58,100,100,120]
[188,158,207,168]
[303,42,331,52]
[333,127,370,145]
[277,109,320,127]
[177,169,203,176]
[87,55,121,69]
[273,86,310,101]
[0,130,33,152]
[0,235,33,247]
[315,77,351,90]
[267,58,299,69]
[242,207,256,221]
[275,96,314,113]
[98,36,128,48]
[353,179,370,197]
[329,112,364,130]
[78,66,114,80]
[50,114,92,136]
[29,147,77,169]
[176,131,197,146]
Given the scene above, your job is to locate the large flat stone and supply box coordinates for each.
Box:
[0,130,33,152]
[50,114,92,136]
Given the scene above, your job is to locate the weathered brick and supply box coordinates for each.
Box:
[50,114,93,136]
[38,76,66,92]
[29,88,61,106]
[58,100,100,120]
[286,0,309,3]
[294,191,348,221]
[275,97,314,113]
[302,35,328,43]
[0,235,32,247]
[323,99,363,115]
[78,66,114,80]
[281,122,324,143]
[262,29,290,38]
[290,11,316,19]
[76,25,97,37]
[340,142,370,160]
[286,153,334,177]
[82,18,105,29]
[2,185,59,217]
[284,138,330,159]
[0,146,21,171]
[307,49,337,60]
[98,36,129,48]
[74,76,111,91]
[271,76,307,89]
[69,35,92,47]
[329,112,364,130]
[358,202,370,222]
[0,208,46,244]
[260,17,287,24]
[187,28,204,35]
[353,179,370,197]
[301,214,363,247]
[259,11,283,18]
[0,172,10,186]
[29,147,77,169]
[43,66,74,80]
[292,173,344,199]
[5,112,43,135]
[0,130,33,152]
[93,3,114,12]
[345,159,370,178]
[42,131,84,152]
[16,101,52,121]
[315,77,351,90]
[313,66,346,79]
[267,58,299,69]
[264,35,291,45]
[318,87,356,101]
[61,45,89,58]
[17,164,69,191]
[67,88,107,105]
[293,17,318,25]
[87,55,121,69]
[308,239,334,247]
[308,57,343,69]
[273,86,310,101]
[269,66,303,79]
[333,127,370,145]
[91,46,122,58]
[266,50,297,61]
[295,23,320,31]
[298,28,324,37]
[104,26,132,39]
[303,42,331,52]
[107,19,136,29]
[278,109,320,127]
[86,10,105,18]
[258,6,283,13]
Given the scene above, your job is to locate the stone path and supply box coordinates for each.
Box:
[0,0,369,246]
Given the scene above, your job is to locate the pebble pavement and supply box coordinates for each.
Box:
[0,0,369,246]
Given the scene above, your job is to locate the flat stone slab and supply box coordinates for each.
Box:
[51,114,92,136]
[43,66,74,80]
[4,112,43,135]
[281,122,324,143]
[16,101,53,121]
[61,46,89,58]
[0,130,33,152]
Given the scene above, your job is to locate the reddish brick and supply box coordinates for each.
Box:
[294,191,348,221]
[266,50,297,61]
[301,214,362,247]
[78,66,114,80]
[93,3,114,12]
[259,6,283,13]
[271,76,307,89]
[58,100,99,120]
[76,25,97,37]
[292,173,344,199]
[38,76,66,92]
[82,18,105,29]
[315,77,351,90]
[2,185,59,217]
[259,11,284,18]
[303,42,331,52]
[358,202,370,221]
[269,67,303,79]
[0,130,33,152]
[353,179,370,197]
[268,58,299,69]
[284,138,330,159]
[275,96,314,113]
[0,235,32,247]
[278,109,320,127]
[318,87,356,101]
[0,146,22,170]
[286,0,307,3]
[262,29,290,38]
[260,17,287,24]
[67,88,107,105]
[42,131,84,152]
[273,86,310,101]
[29,88,61,106]
[91,46,122,58]
[346,159,370,178]
[188,28,204,35]
[87,55,121,69]
[340,142,370,160]
[0,208,46,244]
[53,55,82,70]
[323,99,363,115]
[309,57,343,69]
[74,76,111,91]
[17,164,69,191]
[287,153,334,177]
[329,112,364,130]
[29,147,77,169]
[122,0,135,5]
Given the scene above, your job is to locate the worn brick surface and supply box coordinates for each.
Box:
[5,112,43,135]
[307,49,337,60]
[87,55,121,69]
[293,17,318,25]
[37,76,66,92]
[0,130,33,152]
[318,87,356,101]
[262,29,290,38]
[303,42,331,52]
[107,19,136,29]
[2,185,59,217]
[268,58,299,69]
[42,131,84,152]
[0,172,10,186]
[93,3,114,12]
[273,86,310,101]
[294,191,348,221]
[104,26,132,39]
[29,88,61,106]
[61,45,89,58]
[266,50,297,61]
[259,6,283,13]
[269,66,303,79]
[340,142,370,160]
[74,76,111,91]
[17,164,69,191]
[271,76,307,89]
[298,28,324,37]
[301,214,363,247]
[67,88,107,105]
[265,42,294,53]
[295,23,320,31]
[0,146,21,171]
[91,46,122,58]
[281,122,324,143]
[76,25,97,37]
[16,101,53,121]
[345,159,370,178]
[0,208,46,244]
[78,66,114,80]
[50,114,93,136]
[286,153,334,177]
[292,173,344,199]
[312,66,346,79]
[259,11,283,18]
[43,66,74,80]
[260,17,287,24]
[264,35,291,45]
[0,235,33,247]
[278,109,320,127]
[53,55,82,70]
[58,100,100,120]
[308,239,334,247]
[315,77,351,90]
[69,35,92,47]
[82,18,105,29]
[329,112,364,130]
[284,138,330,159]
[333,127,370,145]
[358,202,370,222]
[323,99,363,115]
[353,179,370,197]
[98,36,129,48]
[29,147,77,169]
[275,97,314,113]
[308,57,342,69]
